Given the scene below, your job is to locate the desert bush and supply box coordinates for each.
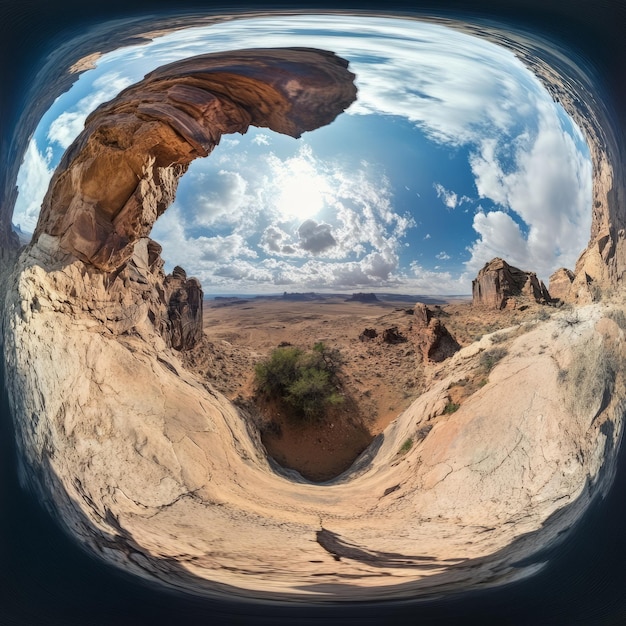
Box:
[561,337,622,420]
[399,437,413,454]
[443,401,460,414]
[254,343,344,420]
[479,347,508,373]
[606,308,626,331]
[535,307,551,321]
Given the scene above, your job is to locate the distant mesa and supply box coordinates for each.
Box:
[281,291,320,301]
[347,292,380,303]
[472,257,551,309]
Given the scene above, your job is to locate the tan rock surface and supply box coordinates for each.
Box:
[2,239,622,600]
[548,267,575,302]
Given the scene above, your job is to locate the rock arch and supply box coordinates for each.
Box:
[33,48,357,271]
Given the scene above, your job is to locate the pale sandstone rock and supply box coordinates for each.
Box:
[2,243,621,601]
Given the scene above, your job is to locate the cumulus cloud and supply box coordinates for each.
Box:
[47,71,132,149]
[191,169,249,226]
[259,224,296,255]
[252,133,271,146]
[433,183,458,209]
[13,139,54,232]
[466,99,592,279]
[297,219,337,254]
[436,251,451,260]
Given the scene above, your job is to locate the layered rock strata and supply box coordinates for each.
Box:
[472,258,551,309]
[32,47,357,273]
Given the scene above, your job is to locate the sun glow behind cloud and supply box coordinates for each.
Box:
[12,14,592,294]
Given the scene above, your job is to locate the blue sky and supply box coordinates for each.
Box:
[13,15,592,294]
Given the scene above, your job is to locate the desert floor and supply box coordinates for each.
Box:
[183,295,545,481]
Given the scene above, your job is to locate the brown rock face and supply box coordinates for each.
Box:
[548,267,575,301]
[164,266,203,351]
[411,303,460,363]
[472,258,551,309]
[33,48,357,272]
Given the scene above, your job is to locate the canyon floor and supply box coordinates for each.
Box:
[182,294,549,481]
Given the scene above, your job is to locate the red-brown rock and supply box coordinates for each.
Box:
[472,258,551,309]
[33,48,357,272]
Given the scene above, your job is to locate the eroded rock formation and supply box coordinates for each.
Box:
[32,48,357,273]
[472,258,551,309]
[411,303,461,363]
[549,267,575,302]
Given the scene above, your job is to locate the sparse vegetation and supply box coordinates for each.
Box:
[535,307,551,321]
[479,347,508,373]
[559,337,623,419]
[254,342,344,420]
[606,308,626,331]
[399,437,413,454]
[443,401,460,414]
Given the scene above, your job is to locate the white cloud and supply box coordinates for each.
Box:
[436,251,451,260]
[423,233,431,240]
[13,139,54,232]
[407,262,469,294]
[47,72,133,149]
[191,169,250,226]
[467,99,592,279]
[252,133,271,146]
[433,183,458,209]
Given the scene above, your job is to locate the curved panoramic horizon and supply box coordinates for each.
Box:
[2,3,626,624]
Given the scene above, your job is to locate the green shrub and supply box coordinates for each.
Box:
[399,438,413,454]
[443,401,460,414]
[254,343,344,420]
[479,347,508,373]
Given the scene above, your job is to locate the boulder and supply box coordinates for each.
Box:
[359,328,378,341]
[382,326,406,344]
[472,258,551,309]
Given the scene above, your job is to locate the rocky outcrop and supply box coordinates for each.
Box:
[382,326,406,344]
[164,266,203,351]
[548,267,575,302]
[32,48,357,273]
[411,303,460,363]
[472,258,551,309]
[359,328,378,341]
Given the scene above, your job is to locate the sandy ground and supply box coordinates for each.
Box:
[182,294,546,481]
